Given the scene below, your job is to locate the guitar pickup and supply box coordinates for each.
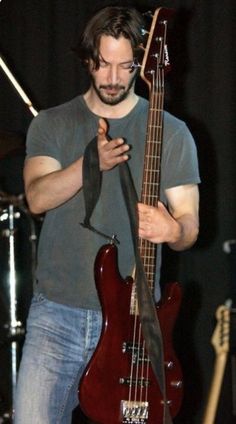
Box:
[119,377,150,388]
[122,342,145,354]
[122,342,150,365]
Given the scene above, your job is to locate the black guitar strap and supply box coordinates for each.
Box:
[81,136,172,424]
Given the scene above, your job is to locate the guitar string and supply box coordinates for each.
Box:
[137,59,164,408]
[139,51,164,409]
[127,29,165,417]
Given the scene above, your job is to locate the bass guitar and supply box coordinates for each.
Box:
[202,302,230,424]
[79,7,183,423]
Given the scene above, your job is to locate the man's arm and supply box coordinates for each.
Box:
[24,155,84,215]
[24,118,130,215]
[137,183,199,251]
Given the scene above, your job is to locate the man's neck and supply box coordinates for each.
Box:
[83,87,139,119]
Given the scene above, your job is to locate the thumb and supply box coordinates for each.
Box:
[98,117,108,138]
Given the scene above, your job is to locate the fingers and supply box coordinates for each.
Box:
[97,118,108,138]
[99,139,129,170]
[137,202,172,243]
[97,118,130,171]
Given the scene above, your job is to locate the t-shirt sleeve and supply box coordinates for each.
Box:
[26,110,62,162]
[161,120,201,191]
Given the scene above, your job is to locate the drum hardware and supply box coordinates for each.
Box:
[0,50,39,423]
[0,198,37,421]
[0,192,26,208]
[0,203,23,411]
[0,393,11,424]
[0,325,25,348]
[0,193,41,283]
[1,210,20,237]
[0,200,37,424]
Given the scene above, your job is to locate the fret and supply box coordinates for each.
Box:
[141,195,159,201]
[144,155,161,159]
[144,270,155,275]
[142,256,155,262]
[142,181,159,186]
[147,124,162,128]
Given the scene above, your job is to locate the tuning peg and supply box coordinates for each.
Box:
[141,28,149,36]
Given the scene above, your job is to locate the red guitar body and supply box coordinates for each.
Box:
[79,243,183,424]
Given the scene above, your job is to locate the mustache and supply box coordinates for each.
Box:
[99,84,125,90]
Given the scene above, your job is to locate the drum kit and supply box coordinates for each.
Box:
[0,131,40,422]
[0,56,39,422]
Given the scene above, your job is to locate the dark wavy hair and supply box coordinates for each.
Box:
[74,6,145,69]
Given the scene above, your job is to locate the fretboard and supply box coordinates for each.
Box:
[139,87,164,292]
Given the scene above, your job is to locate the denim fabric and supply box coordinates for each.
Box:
[14,293,102,424]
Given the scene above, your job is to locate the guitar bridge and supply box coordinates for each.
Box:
[121,400,148,423]
[121,400,148,424]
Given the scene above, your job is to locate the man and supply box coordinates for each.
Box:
[14,6,200,423]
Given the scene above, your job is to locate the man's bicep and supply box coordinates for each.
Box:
[165,184,199,219]
[23,156,61,190]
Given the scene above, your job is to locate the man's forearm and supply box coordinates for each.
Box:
[168,213,199,251]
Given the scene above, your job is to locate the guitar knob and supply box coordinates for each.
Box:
[165,361,174,369]
[161,399,172,406]
[171,380,183,389]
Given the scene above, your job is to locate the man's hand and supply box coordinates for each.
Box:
[137,201,181,245]
[97,118,130,171]
[137,183,199,251]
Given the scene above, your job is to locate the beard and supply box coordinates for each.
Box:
[90,71,137,106]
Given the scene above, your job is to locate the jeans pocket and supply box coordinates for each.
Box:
[30,292,46,308]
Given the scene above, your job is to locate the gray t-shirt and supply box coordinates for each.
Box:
[26,95,200,309]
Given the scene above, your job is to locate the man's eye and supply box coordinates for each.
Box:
[120,62,133,70]
[99,60,108,68]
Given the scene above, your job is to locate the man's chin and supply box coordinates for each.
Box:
[98,90,128,106]
[103,96,122,105]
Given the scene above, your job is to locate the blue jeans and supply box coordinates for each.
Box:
[14,293,102,423]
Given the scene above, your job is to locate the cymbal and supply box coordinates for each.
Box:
[0,131,25,159]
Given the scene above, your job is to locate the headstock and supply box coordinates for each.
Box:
[212,304,230,356]
[140,8,174,91]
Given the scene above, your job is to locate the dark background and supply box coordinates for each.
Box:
[0,0,236,423]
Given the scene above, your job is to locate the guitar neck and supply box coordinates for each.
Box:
[202,353,228,424]
[141,89,164,207]
[139,87,164,289]
[202,304,230,424]
[132,7,172,311]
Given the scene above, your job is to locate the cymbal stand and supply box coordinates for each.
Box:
[0,204,25,421]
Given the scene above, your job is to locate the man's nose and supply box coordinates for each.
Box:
[107,64,120,85]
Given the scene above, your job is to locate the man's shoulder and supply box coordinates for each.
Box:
[163,110,186,130]
[30,95,87,131]
[40,95,84,118]
[137,98,187,131]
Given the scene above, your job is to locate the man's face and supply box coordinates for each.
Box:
[89,35,138,106]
